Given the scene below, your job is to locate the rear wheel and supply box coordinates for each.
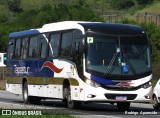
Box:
[153,95,160,110]
[117,102,130,111]
[23,82,30,104]
[22,82,41,104]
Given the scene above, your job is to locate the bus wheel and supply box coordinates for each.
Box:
[153,95,160,110]
[22,82,30,104]
[65,86,80,109]
[117,102,130,111]
[23,82,41,104]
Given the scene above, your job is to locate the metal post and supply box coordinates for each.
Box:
[144,12,147,24]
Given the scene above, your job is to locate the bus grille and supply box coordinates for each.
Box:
[102,85,141,91]
[104,94,137,100]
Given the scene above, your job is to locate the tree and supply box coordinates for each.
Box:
[109,0,135,9]
[7,0,21,12]
[0,13,8,23]
[136,0,154,5]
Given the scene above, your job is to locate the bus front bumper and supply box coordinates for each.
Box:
[82,84,152,103]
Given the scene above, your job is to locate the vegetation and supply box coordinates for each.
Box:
[0,0,103,53]
[109,0,156,10]
[0,0,160,65]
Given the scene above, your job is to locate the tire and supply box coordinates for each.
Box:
[153,95,160,110]
[22,82,30,104]
[63,86,80,109]
[117,102,130,111]
[22,82,41,104]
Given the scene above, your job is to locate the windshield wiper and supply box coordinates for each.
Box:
[104,52,118,77]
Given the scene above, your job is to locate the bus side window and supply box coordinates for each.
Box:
[61,32,73,57]
[8,40,15,60]
[73,42,82,62]
[40,36,48,59]
[49,33,60,57]
[29,36,38,58]
[15,39,21,59]
[21,37,29,59]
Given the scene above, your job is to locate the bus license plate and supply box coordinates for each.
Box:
[116,96,127,101]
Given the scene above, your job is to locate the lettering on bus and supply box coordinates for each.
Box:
[14,66,30,75]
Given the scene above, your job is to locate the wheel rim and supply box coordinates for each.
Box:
[23,85,28,101]
[153,96,157,107]
[67,89,72,104]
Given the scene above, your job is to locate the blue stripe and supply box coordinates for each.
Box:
[9,29,40,38]
[91,75,118,85]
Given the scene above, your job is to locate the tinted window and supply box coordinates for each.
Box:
[40,35,48,58]
[29,36,38,58]
[49,33,60,57]
[21,37,29,59]
[8,39,15,60]
[15,39,21,59]
[61,32,73,57]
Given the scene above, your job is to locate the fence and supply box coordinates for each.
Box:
[0,67,7,80]
[102,12,160,26]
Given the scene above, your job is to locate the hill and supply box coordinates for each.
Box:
[136,1,160,14]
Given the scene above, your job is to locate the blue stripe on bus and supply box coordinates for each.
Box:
[7,59,54,77]
[91,75,118,85]
[9,29,40,38]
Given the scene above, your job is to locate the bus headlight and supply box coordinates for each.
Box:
[85,78,100,88]
[141,81,152,89]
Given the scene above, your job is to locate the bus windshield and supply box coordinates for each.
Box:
[86,34,151,78]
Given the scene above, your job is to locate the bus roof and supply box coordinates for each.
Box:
[9,29,40,38]
[79,22,145,36]
[42,21,145,36]
[9,21,146,38]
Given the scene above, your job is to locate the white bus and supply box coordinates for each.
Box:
[6,21,152,111]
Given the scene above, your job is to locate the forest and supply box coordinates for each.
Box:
[0,0,160,64]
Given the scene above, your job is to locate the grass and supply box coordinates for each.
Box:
[136,1,160,14]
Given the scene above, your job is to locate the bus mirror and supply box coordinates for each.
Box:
[9,41,13,45]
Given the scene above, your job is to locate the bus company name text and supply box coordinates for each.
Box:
[14,66,30,75]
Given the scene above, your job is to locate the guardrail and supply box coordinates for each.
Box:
[101,12,160,26]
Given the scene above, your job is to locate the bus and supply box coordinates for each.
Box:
[6,21,152,111]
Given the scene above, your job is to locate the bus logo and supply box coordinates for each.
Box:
[117,82,133,86]
[41,61,63,73]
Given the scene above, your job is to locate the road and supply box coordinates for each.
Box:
[0,90,159,118]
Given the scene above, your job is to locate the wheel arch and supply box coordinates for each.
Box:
[22,77,28,88]
[63,79,70,88]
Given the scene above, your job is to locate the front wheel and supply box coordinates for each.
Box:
[117,102,130,111]
[64,86,80,109]
[153,95,160,110]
